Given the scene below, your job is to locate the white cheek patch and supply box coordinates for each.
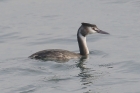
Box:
[88,27,97,34]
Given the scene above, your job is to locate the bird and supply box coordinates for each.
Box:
[29,23,109,62]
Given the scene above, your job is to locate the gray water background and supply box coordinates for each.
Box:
[0,0,140,93]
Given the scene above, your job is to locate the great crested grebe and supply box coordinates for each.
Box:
[29,23,109,61]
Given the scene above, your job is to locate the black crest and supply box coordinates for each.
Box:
[81,23,96,27]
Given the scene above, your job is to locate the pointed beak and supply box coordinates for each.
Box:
[97,30,109,34]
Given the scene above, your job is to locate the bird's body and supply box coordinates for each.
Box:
[29,49,81,61]
[29,23,109,61]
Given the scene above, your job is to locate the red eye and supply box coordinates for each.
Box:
[92,27,95,30]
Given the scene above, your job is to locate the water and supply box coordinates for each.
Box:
[0,0,140,93]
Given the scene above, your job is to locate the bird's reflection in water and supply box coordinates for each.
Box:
[76,56,102,93]
[77,56,93,85]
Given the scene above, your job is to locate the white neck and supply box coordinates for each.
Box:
[77,26,89,55]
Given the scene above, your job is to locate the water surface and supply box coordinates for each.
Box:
[0,0,140,93]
